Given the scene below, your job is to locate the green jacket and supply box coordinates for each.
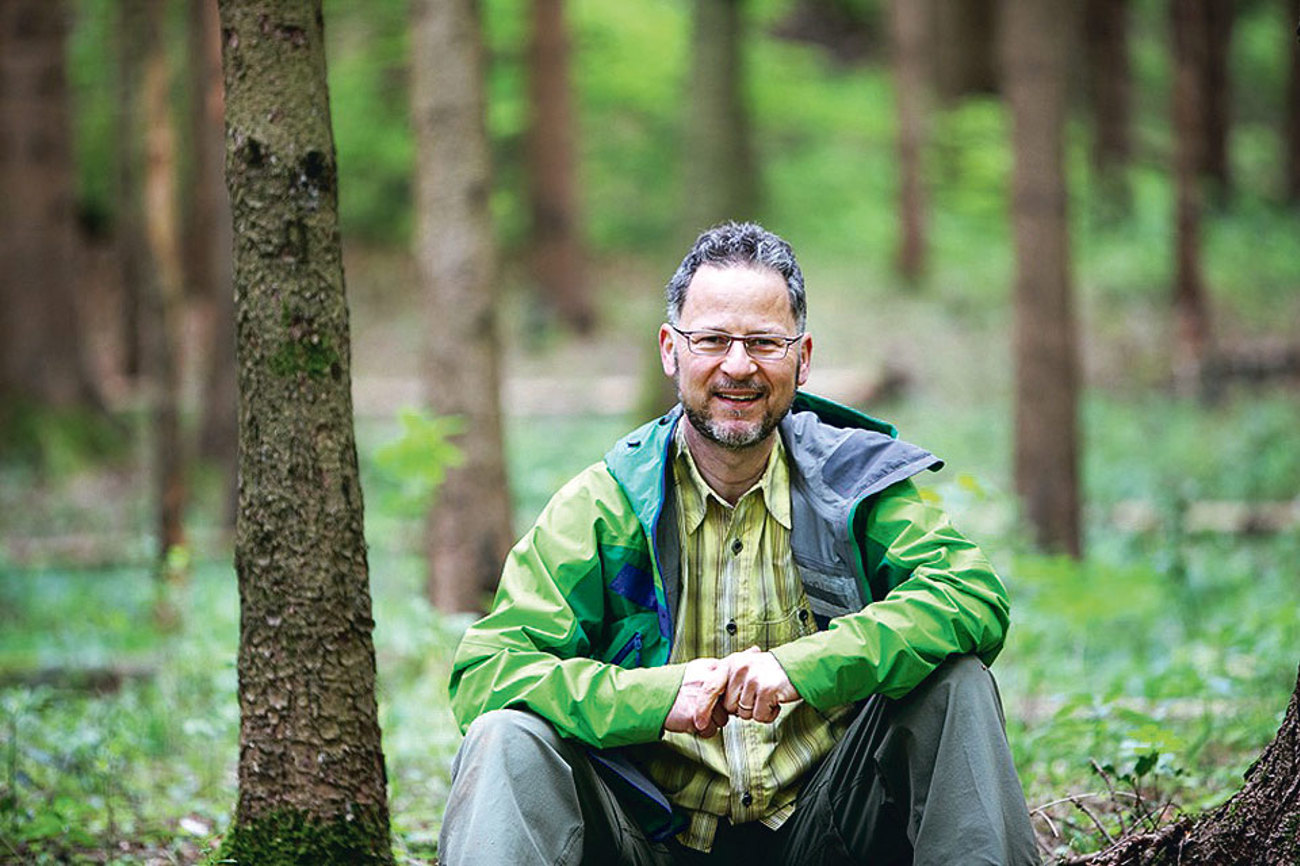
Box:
[448,393,1011,752]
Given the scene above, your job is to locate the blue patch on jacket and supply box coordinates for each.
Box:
[610,563,657,610]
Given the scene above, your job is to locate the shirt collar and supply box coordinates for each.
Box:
[673,425,792,533]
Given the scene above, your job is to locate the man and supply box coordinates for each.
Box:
[439,222,1038,865]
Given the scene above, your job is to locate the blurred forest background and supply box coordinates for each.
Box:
[2,0,1299,862]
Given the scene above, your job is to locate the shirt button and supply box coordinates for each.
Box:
[725,620,738,635]
[731,538,743,555]
[741,792,753,807]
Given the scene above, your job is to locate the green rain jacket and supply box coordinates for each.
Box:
[447,393,1011,831]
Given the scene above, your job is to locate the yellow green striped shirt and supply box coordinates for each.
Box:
[639,429,854,853]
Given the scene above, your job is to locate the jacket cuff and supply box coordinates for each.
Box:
[768,633,856,712]
[610,663,688,743]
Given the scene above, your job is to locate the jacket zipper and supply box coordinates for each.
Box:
[610,631,643,667]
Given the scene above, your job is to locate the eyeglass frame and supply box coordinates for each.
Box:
[668,325,805,361]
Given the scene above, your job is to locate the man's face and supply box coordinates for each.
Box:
[659,264,812,451]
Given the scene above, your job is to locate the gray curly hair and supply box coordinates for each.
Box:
[665,222,806,330]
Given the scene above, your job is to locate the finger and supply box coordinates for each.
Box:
[711,701,730,730]
[752,694,781,724]
[694,667,727,731]
[735,680,759,720]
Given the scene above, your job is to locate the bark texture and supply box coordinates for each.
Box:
[189,0,238,510]
[1072,666,1300,865]
[1003,0,1082,558]
[411,0,515,614]
[1171,0,1213,396]
[0,0,100,414]
[526,0,593,333]
[217,1,392,861]
[1084,0,1132,215]
[685,0,758,229]
[889,0,929,285]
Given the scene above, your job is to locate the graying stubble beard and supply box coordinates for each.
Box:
[673,364,785,451]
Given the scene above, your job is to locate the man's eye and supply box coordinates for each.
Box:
[747,338,782,352]
[694,335,730,349]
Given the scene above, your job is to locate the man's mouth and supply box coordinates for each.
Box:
[713,390,764,404]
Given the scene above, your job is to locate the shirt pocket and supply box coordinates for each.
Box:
[752,601,818,651]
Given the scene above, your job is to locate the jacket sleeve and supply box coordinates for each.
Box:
[769,478,1010,710]
[447,465,685,749]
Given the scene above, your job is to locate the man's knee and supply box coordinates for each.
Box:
[897,654,1006,728]
[456,708,570,774]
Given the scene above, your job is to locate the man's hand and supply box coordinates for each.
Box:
[723,646,800,724]
[664,657,731,738]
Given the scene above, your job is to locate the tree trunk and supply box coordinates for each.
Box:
[116,0,149,382]
[1072,665,1300,865]
[526,0,593,333]
[1084,0,1132,217]
[1285,0,1300,204]
[932,0,999,101]
[1201,0,1233,205]
[684,0,758,229]
[141,1,187,601]
[889,0,929,285]
[1004,0,1082,559]
[189,0,238,523]
[217,2,393,861]
[411,0,515,614]
[1171,0,1212,396]
[0,0,101,417]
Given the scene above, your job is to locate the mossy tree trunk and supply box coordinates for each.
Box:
[526,0,593,333]
[410,0,515,614]
[1071,666,1300,865]
[1003,0,1082,559]
[217,1,393,862]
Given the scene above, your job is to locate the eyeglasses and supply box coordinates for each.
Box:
[670,326,804,361]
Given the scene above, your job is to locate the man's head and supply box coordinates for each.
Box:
[659,222,812,452]
[665,222,806,331]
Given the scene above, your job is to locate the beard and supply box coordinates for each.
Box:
[676,370,791,451]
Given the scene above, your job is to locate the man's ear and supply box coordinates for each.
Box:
[796,333,813,387]
[659,324,678,377]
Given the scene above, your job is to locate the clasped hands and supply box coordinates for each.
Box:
[663,646,800,738]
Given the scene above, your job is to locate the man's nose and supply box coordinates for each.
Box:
[719,339,758,376]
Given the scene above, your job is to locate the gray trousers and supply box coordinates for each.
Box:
[438,655,1039,865]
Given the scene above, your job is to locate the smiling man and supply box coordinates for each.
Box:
[439,223,1039,865]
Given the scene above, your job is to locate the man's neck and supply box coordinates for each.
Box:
[681,421,776,505]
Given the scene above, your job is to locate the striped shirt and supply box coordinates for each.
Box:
[639,428,854,853]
